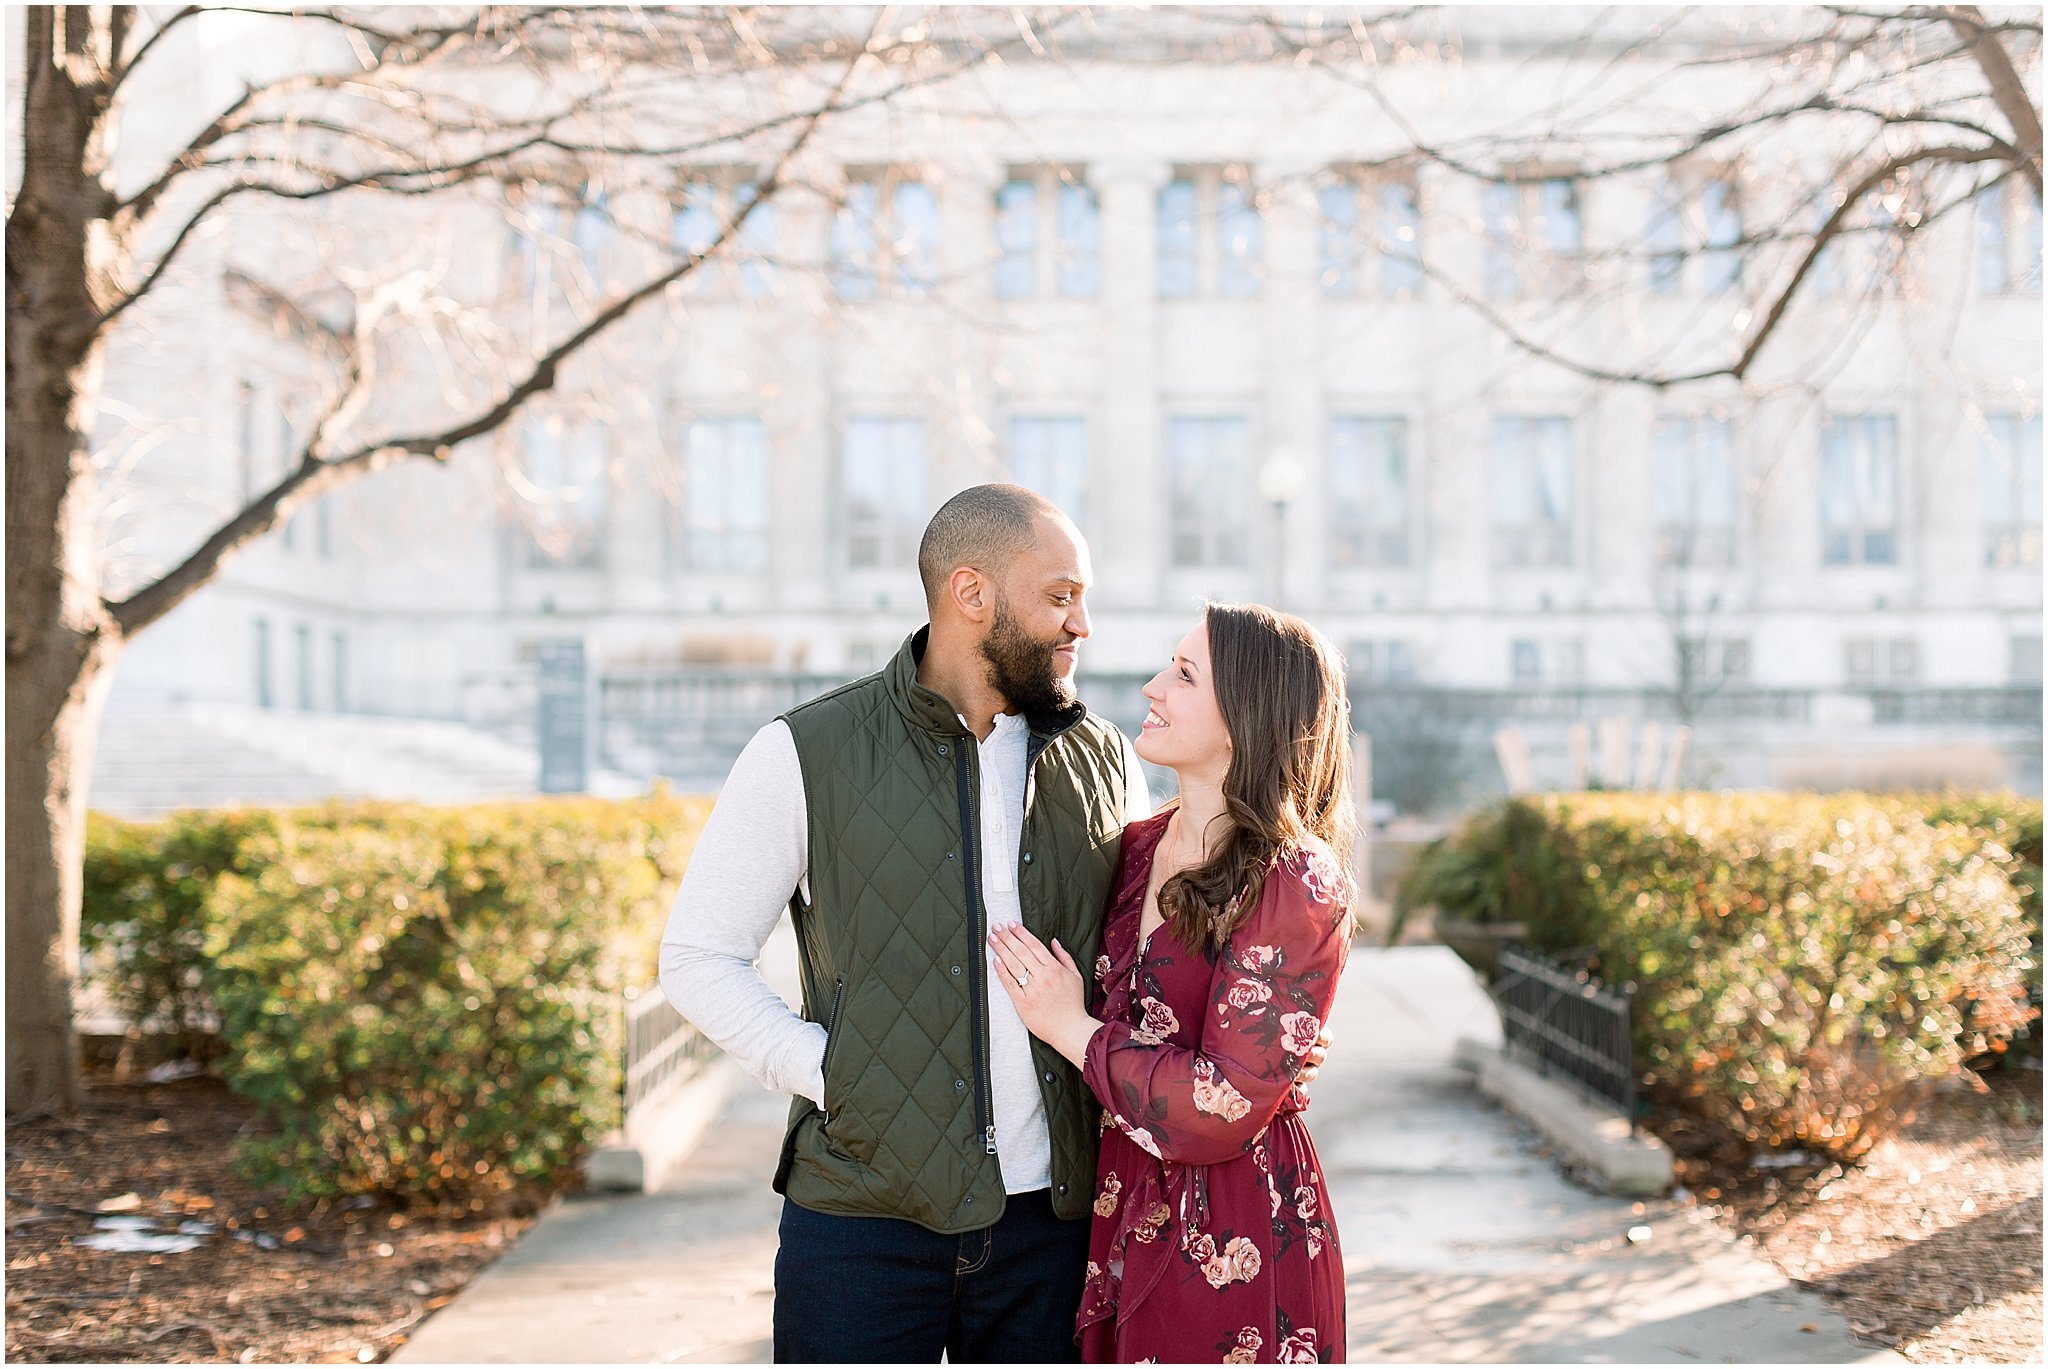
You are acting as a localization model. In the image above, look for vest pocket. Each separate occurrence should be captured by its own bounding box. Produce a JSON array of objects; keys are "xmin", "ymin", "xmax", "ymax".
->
[{"xmin": 818, "ymin": 975, "xmax": 847, "ymax": 1119}]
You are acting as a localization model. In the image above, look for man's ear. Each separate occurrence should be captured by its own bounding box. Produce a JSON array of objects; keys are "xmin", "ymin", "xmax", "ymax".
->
[{"xmin": 950, "ymin": 566, "xmax": 991, "ymax": 621}]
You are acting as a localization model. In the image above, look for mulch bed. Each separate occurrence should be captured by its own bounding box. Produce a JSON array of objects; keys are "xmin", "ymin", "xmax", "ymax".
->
[
  {"xmin": 1646, "ymin": 1066, "xmax": 2044, "ymax": 1365},
  {"xmin": 6, "ymin": 1076, "xmax": 539, "ymax": 1364}
]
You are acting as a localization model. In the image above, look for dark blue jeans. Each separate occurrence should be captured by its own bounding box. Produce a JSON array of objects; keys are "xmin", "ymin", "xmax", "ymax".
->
[{"xmin": 772, "ymin": 1187, "xmax": 1090, "ymax": 1363}]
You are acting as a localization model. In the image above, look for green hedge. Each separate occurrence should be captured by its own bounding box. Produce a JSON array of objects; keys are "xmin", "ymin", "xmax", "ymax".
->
[
  {"xmin": 82, "ymin": 791, "xmax": 711, "ymax": 1206},
  {"xmin": 1403, "ymin": 790, "xmax": 2040, "ymax": 1160}
]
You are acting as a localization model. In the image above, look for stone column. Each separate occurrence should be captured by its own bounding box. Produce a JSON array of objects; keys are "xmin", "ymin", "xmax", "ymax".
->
[
  {"xmin": 770, "ymin": 152, "xmax": 838, "ymax": 616},
  {"xmin": 935, "ymin": 151, "xmax": 1007, "ymax": 492},
  {"xmin": 1093, "ymin": 156, "xmax": 1173, "ymax": 613},
  {"xmin": 1258, "ymin": 157, "xmax": 1327, "ymax": 613}
]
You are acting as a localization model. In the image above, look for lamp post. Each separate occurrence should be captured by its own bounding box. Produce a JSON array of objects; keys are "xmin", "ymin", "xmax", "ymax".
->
[{"xmin": 1257, "ymin": 448, "xmax": 1306, "ymax": 608}]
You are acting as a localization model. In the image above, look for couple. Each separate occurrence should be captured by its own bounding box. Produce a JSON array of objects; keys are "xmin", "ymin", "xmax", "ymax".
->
[{"xmin": 659, "ymin": 484, "xmax": 1356, "ymax": 1364}]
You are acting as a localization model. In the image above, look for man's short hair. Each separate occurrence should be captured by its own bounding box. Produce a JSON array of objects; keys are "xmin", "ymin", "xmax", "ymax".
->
[{"xmin": 917, "ymin": 483, "xmax": 1068, "ymax": 610}]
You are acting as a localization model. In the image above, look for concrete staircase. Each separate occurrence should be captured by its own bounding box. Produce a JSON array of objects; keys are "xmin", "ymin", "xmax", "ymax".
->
[{"xmin": 90, "ymin": 702, "xmax": 645, "ymax": 818}]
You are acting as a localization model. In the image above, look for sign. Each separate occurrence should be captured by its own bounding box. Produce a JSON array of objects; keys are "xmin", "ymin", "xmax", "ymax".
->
[{"xmin": 537, "ymin": 637, "xmax": 589, "ymax": 794}]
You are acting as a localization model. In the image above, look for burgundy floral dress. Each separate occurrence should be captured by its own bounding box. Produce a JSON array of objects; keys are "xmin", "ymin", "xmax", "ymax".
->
[{"xmin": 1076, "ymin": 810, "xmax": 1352, "ymax": 1364}]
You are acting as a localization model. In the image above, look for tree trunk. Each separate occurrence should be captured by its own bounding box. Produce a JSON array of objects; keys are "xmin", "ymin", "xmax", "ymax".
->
[{"xmin": 5, "ymin": 6, "xmax": 125, "ymax": 1117}]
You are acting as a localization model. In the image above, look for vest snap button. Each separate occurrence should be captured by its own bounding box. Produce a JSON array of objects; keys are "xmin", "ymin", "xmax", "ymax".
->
[
  {"xmin": 1058, "ymin": 1184, "xmax": 1068, "ymax": 1195},
  {"xmin": 950, "ymin": 964, "xmax": 961, "ymax": 976},
  {"xmin": 937, "ymin": 744, "xmax": 948, "ymax": 756},
  {"xmin": 954, "ymin": 1079, "xmax": 966, "ymax": 1090},
  {"xmin": 1022, "ymin": 851, "xmax": 1034, "ymax": 864}
]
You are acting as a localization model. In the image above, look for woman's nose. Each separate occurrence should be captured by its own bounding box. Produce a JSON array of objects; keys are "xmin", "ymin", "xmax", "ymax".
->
[{"xmin": 1141, "ymin": 674, "xmax": 1165, "ymax": 702}]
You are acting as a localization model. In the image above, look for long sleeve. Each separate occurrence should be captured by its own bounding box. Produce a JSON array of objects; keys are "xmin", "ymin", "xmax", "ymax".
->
[
  {"xmin": 657, "ymin": 719, "xmax": 828, "ymax": 1107},
  {"xmin": 1083, "ymin": 850, "xmax": 1351, "ymax": 1166},
  {"xmin": 1120, "ymin": 728, "xmax": 1155, "ymax": 822}
]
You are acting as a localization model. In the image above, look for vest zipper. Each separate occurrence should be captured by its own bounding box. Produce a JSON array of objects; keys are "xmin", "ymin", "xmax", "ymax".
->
[
  {"xmin": 818, "ymin": 975, "xmax": 846, "ymax": 1122},
  {"xmin": 952, "ymin": 745, "xmax": 998, "ymax": 1157}
]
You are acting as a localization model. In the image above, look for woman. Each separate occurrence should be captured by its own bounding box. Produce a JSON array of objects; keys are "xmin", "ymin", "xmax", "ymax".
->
[{"xmin": 988, "ymin": 601, "xmax": 1356, "ymax": 1364}]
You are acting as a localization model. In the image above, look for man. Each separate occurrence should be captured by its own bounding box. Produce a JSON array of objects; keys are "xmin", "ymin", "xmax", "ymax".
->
[{"xmin": 659, "ymin": 484, "xmax": 1150, "ymax": 1362}]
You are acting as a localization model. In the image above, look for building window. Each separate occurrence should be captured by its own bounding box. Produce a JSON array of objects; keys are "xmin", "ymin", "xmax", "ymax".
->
[
  {"xmin": 1679, "ymin": 635, "xmax": 1752, "ymax": 685},
  {"xmin": 513, "ymin": 180, "xmax": 609, "ymax": 298},
  {"xmin": 1652, "ymin": 417, "xmax": 1737, "ymax": 566},
  {"xmin": 1318, "ymin": 172, "xmax": 1422, "ymax": 299},
  {"xmin": 842, "ymin": 417, "xmax": 926, "ymax": 567},
  {"xmin": 671, "ymin": 178, "xmax": 718, "ymax": 293},
  {"xmin": 1055, "ymin": 182, "xmax": 1101, "ymax": 297},
  {"xmin": 516, "ymin": 418, "xmax": 608, "ymax": 568},
  {"xmin": 295, "ymin": 624, "xmax": 314, "ymax": 710},
  {"xmin": 1216, "ymin": 175, "xmax": 1263, "ymax": 297},
  {"xmin": 1328, "ymin": 416, "xmax": 1410, "ymax": 567},
  {"xmin": 1699, "ymin": 179, "xmax": 1743, "ymax": 294},
  {"xmin": 1379, "ymin": 181, "xmax": 1423, "ymax": 297},
  {"xmin": 1981, "ymin": 412, "xmax": 2043, "ymax": 568},
  {"xmin": 1510, "ymin": 638, "xmax": 1584, "ymax": 687},
  {"xmin": 1317, "ymin": 182, "xmax": 1358, "ymax": 297},
  {"xmin": 1977, "ymin": 179, "xmax": 2044, "ymax": 296},
  {"xmin": 1008, "ymin": 417, "xmax": 1089, "ymax": 529},
  {"xmin": 1483, "ymin": 181, "xmax": 1521, "ymax": 298},
  {"xmin": 1159, "ymin": 167, "xmax": 1261, "ymax": 298},
  {"xmin": 994, "ymin": 170, "xmax": 1101, "ymax": 300},
  {"xmin": 1810, "ymin": 192, "xmax": 1847, "ymax": 297},
  {"xmin": 1157, "ymin": 178, "xmax": 1199, "ymax": 298},
  {"xmin": 253, "ymin": 617, "xmax": 272, "ymax": 709},
  {"xmin": 681, "ymin": 416, "xmax": 770, "ymax": 572},
  {"xmin": 2011, "ymin": 634, "xmax": 2043, "ymax": 686},
  {"xmin": 1844, "ymin": 636, "xmax": 1919, "ymax": 686},
  {"xmin": 1168, "ymin": 416, "xmax": 1251, "ymax": 567},
  {"xmin": 1483, "ymin": 176, "xmax": 1583, "ymax": 298},
  {"xmin": 994, "ymin": 178, "xmax": 1037, "ymax": 298},
  {"xmin": 1819, "ymin": 415, "xmax": 1899, "ymax": 565},
  {"xmin": 1490, "ymin": 416, "xmax": 1573, "ymax": 567},
  {"xmin": 1647, "ymin": 177, "xmax": 1685, "ymax": 294},
  {"xmin": 831, "ymin": 180, "xmax": 880, "ymax": 300},
  {"xmin": 332, "ymin": 630, "xmax": 349, "ymax": 712},
  {"xmin": 313, "ymin": 494, "xmax": 334, "ymax": 560},
  {"xmin": 833, "ymin": 172, "xmax": 939, "ymax": 300},
  {"xmin": 1347, "ymin": 639, "xmax": 1416, "ymax": 685},
  {"xmin": 732, "ymin": 181, "xmax": 777, "ymax": 298}
]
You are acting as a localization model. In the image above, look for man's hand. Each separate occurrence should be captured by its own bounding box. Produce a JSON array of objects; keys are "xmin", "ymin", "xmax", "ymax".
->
[
  {"xmin": 987, "ymin": 922, "xmax": 1100, "ymax": 1069},
  {"xmin": 1295, "ymin": 1023, "xmax": 1334, "ymax": 1090}
]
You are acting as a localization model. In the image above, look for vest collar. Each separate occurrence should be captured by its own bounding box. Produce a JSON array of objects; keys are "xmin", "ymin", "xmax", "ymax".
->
[{"xmin": 887, "ymin": 626, "xmax": 1091, "ymax": 742}]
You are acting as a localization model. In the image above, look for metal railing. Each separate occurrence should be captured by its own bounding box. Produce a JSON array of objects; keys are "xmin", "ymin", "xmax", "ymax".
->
[
  {"xmin": 622, "ymin": 986, "xmax": 720, "ymax": 1117},
  {"xmin": 1490, "ymin": 943, "xmax": 1637, "ymax": 1133}
]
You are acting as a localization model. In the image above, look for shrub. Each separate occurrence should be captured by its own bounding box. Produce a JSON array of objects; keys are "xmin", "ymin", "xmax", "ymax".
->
[
  {"xmin": 84, "ymin": 790, "xmax": 711, "ymax": 1206},
  {"xmin": 1411, "ymin": 791, "xmax": 2038, "ymax": 1160},
  {"xmin": 81, "ymin": 808, "xmax": 281, "ymax": 1057}
]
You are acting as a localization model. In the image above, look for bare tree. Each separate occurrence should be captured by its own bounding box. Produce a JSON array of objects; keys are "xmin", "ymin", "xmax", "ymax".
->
[
  {"xmin": 1247, "ymin": 3, "xmax": 2042, "ymax": 387},
  {"xmin": 4, "ymin": 3, "xmax": 1044, "ymax": 1116}
]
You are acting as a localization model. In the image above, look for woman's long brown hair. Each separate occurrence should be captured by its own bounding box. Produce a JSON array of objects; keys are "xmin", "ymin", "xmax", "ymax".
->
[{"xmin": 1158, "ymin": 602, "xmax": 1359, "ymax": 953}]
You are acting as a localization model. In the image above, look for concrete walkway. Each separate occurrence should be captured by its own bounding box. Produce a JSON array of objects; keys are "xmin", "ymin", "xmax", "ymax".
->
[{"xmin": 395, "ymin": 941, "xmax": 1904, "ymax": 1364}]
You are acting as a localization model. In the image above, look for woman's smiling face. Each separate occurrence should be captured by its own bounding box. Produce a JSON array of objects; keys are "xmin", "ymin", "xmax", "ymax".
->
[{"xmin": 1134, "ymin": 620, "xmax": 1232, "ymax": 775}]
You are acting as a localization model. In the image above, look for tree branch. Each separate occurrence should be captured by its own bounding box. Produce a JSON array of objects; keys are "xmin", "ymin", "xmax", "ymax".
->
[
  {"xmin": 1946, "ymin": 4, "xmax": 2045, "ymax": 197},
  {"xmin": 104, "ymin": 29, "xmax": 866, "ymax": 640}
]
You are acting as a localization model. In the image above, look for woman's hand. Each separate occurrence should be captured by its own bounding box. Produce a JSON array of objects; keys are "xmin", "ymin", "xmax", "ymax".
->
[{"xmin": 986, "ymin": 922, "xmax": 1100, "ymax": 1069}]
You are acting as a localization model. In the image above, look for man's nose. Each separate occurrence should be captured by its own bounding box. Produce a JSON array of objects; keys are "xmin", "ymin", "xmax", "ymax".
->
[{"xmin": 1067, "ymin": 598, "xmax": 1092, "ymax": 641}]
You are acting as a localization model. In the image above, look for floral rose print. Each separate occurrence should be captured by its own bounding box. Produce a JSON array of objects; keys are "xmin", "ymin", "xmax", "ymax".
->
[
  {"xmin": 1239, "ymin": 943, "xmax": 1281, "ymax": 973},
  {"xmin": 1222, "ymin": 1327, "xmax": 1262, "ymax": 1363},
  {"xmin": 1279, "ymin": 1011, "xmax": 1322, "ymax": 1057},
  {"xmin": 1221, "ymin": 976, "xmax": 1274, "ymax": 1018},
  {"xmin": 1277, "ymin": 1327, "xmax": 1319, "ymax": 1363},
  {"xmin": 1076, "ymin": 812, "xmax": 1350, "ymax": 1364},
  {"xmin": 1191, "ymin": 1057, "xmax": 1253, "ymax": 1122}
]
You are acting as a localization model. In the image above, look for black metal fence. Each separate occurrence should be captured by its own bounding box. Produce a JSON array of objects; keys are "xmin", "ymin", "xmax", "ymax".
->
[
  {"xmin": 622, "ymin": 986, "xmax": 720, "ymax": 1117},
  {"xmin": 1490, "ymin": 944, "xmax": 1637, "ymax": 1132}
]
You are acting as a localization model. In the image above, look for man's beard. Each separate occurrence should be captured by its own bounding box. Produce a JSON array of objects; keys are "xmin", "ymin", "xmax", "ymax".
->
[{"xmin": 979, "ymin": 592, "xmax": 1077, "ymax": 716}]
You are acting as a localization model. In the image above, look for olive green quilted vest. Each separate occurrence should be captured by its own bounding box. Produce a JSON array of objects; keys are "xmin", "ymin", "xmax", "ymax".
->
[{"xmin": 772, "ymin": 627, "xmax": 1129, "ymax": 1234}]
